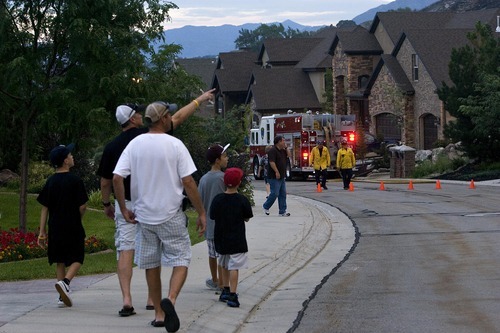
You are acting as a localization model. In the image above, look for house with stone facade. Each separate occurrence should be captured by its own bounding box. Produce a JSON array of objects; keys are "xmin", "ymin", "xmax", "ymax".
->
[
  {"xmin": 332, "ymin": 9, "xmax": 500, "ymax": 149},
  {"xmin": 207, "ymin": 9, "xmax": 499, "ymax": 150}
]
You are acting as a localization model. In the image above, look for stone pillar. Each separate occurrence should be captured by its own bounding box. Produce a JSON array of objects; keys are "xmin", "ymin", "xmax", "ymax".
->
[{"xmin": 389, "ymin": 145, "xmax": 416, "ymax": 178}]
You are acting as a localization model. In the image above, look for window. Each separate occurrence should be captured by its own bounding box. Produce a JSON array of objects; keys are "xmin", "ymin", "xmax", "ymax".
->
[
  {"xmin": 358, "ymin": 75, "xmax": 369, "ymax": 89},
  {"xmin": 412, "ymin": 54, "xmax": 419, "ymax": 81}
]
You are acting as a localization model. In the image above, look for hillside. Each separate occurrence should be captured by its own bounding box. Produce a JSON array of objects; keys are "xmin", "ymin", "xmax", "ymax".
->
[
  {"xmin": 352, "ymin": 0, "xmax": 439, "ymax": 24},
  {"xmin": 423, "ymin": 0, "xmax": 500, "ymax": 11}
]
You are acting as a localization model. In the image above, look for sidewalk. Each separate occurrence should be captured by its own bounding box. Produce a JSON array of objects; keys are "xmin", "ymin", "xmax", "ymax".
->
[{"xmin": 0, "ymin": 190, "xmax": 355, "ymax": 333}]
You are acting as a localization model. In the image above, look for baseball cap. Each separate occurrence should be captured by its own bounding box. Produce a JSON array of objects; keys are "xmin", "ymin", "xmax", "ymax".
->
[
  {"xmin": 206, "ymin": 143, "xmax": 230, "ymax": 164},
  {"xmin": 145, "ymin": 101, "xmax": 178, "ymax": 123},
  {"xmin": 49, "ymin": 143, "xmax": 75, "ymax": 168},
  {"xmin": 224, "ymin": 167, "xmax": 244, "ymax": 187},
  {"xmin": 116, "ymin": 104, "xmax": 139, "ymax": 125}
]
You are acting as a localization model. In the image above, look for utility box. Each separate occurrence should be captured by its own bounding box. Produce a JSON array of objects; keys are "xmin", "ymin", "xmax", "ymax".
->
[{"xmin": 389, "ymin": 145, "xmax": 416, "ymax": 178}]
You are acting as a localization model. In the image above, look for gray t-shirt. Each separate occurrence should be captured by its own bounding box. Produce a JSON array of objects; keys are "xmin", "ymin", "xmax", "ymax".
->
[{"xmin": 198, "ymin": 170, "xmax": 225, "ymax": 239}]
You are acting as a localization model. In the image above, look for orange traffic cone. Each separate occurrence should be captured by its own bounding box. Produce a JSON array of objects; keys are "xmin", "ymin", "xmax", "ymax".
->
[
  {"xmin": 349, "ymin": 182, "xmax": 354, "ymax": 191},
  {"xmin": 408, "ymin": 180, "xmax": 414, "ymax": 190},
  {"xmin": 379, "ymin": 181, "xmax": 385, "ymax": 191},
  {"xmin": 435, "ymin": 180, "xmax": 442, "ymax": 189},
  {"xmin": 469, "ymin": 179, "xmax": 476, "ymax": 189},
  {"xmin": 317, "ymin": 183, "xmax": 322, "ymax": 193}
]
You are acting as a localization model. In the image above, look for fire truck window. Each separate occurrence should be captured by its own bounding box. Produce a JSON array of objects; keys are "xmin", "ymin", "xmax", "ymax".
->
[{"xmin": 266, "ymin": 123, "xmax": 270, "ymax": 144}]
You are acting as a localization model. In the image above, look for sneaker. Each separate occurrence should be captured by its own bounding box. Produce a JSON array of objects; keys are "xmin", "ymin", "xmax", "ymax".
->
[
  {"xmin": 55, "ymin": 280, "xmax": 72, "ymax": 307},
  {"xmin": 279, "ymin": 212, "xmax": 291, "ymax": 217},
  {"xmin": 219, "ymin": 289, "xmax": 230, "ymax": 303},
  {"xmin": 57, "ymin": 297, "xmax": 65, "ymax": 308},
  {"xmin": 205, "ymin": 278, "xmax": 219, "ymax": 291},
  {"xmin": 227, "ymin": 294, "xmax": 240, "ymax": 308},
  {"xmin": 263, "ymin": 208, "xmax": 270, "ymax": 215},
  {"xmin": 322, "ymin": 185, "xmax": 328, "ymax": 190}
]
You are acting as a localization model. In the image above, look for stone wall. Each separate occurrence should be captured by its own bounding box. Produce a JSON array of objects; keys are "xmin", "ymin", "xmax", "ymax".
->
[
  {"xmin": 369, "ymin": 66, "xmax": 416, "ymax": 147},
  {"xmin": 397, "ymin": 40, "xmax": 442, "ymax": 148}
]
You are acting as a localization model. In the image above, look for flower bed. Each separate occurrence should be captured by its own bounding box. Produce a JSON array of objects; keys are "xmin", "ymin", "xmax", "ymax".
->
[{"xmin": 0, "ymin": 228, "xmax": 109, "ymax": 263}]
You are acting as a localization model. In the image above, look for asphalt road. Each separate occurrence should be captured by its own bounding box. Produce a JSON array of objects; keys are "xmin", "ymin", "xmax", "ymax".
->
[{"xmin": 255, "ymin": 178, "xmax": 500, "ymax": 333}]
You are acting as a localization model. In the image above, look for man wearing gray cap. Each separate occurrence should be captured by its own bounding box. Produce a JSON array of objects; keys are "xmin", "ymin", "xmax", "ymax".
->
[
  {"xmin": 97, "ymin": 90, "xmax": 214, "ymax": 318},
  {"xmin": 113, "ymin": 101, "xmax": 207, "ymax": 332}
]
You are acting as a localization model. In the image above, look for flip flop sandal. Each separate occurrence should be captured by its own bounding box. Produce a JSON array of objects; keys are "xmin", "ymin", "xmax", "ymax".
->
[
  {"xmin": 118, "ymin": 306, "xmax": 136, "ymax": 317},
  {"xmin": 150, "ymin": 319, "xmax": 165, "ymax": 327},
  {"xmin": 161, "ymin": 298, "xmax": 180, "ymax": 332}
]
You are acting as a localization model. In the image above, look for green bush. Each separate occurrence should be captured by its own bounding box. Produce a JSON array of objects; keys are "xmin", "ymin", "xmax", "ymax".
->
[
  {"xmin": 2, "ymin": 161, "xmax": 54, "ymax": 193},
  {"xmin": 87, "ymin": 189, "xmax": 114, "ymax": 210},
  {"xmin": 412, "ymin": 155, "xmax": 466, "ymax": 178},
  {"xmin": 27, "ymin": 162, "xmax": 54, "ymax": 193}
]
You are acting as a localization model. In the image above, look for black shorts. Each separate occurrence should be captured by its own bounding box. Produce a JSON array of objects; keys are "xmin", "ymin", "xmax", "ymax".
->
[{"xmin": 48, "ymin": 237, "xmax": 85, "ymax": 266}]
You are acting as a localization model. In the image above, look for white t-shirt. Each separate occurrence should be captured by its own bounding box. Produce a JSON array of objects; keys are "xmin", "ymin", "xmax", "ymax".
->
[{"xmin": 113, "ymin": 133, "xmax": 196, "ymax": 225}]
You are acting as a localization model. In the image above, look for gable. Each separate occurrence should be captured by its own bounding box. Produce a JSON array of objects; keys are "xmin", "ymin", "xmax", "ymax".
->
[{"xmin": 248, "ymin": 68, "xmax": 321, "ymax": 111}]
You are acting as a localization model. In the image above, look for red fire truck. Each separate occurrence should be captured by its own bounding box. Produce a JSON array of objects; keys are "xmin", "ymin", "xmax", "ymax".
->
[{"xmin": 249, "ymin": 112, "xmax": 356, "ymax": 180}]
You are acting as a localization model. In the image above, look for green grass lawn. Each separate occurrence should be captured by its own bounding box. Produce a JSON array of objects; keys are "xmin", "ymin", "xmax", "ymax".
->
[{"xmin": 0, "ymin": 191, "xmax": 204, "ymax": 282}]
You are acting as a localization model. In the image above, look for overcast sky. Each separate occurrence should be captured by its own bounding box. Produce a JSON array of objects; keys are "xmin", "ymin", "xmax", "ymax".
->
[{"xmin": 164, "ymin": 0, "xmax": 392, "ymax": 29}]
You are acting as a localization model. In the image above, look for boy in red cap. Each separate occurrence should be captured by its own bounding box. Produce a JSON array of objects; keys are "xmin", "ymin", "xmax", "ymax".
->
[
  {"xmin": 209, "ymin": 168, "xmax": 253, "ymax": 307},
  {"xmin": 198, "ymin": 143, "xmax": 230, "ymax": 293}
]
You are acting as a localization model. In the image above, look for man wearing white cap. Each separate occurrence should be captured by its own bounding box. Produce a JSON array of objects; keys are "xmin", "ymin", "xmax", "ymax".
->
[
  {"xmin": 97, "ymin": 90, "xmax": 214, "ymax": 318},
  {"xmin": 113, "ymin": 101, "xmax": 207, "ymax": 332}
]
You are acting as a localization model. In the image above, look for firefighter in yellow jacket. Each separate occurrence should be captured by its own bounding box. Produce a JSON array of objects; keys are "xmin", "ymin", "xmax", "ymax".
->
[
  {"xmin": 336, "ymin": 138, "xmax": 356, "ymax": 190},
  {"xmin": 309, "ymin": 140, "xmax": 330, "ymax": 190}
]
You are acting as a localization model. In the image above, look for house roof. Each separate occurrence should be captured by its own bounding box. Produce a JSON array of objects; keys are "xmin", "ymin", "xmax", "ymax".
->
[
  {"xmin": 247, "ymin": 68, "xmax": 321, "ymax": 111},
  {"xmin": 330, "ymin": 26, "xmax": 383, "ymax": 55},
  {"xmin": 396, "ymin": 28, "xmax": 472, "ymax": 87},
  {"xmin": 212, "ymin": 50, "xmax": 258, "ymax": 93},
  {"xmin": 257, "ymin": 38, "xmax": 324, "ymax": 66},
  {"xmin": 367, "ymin": 54, "xmax": 415, "ymax": 95},
  {"xmin": 296, "ymin": 27, "xmax": 338, "ymax": 71},
  {"xmin": 370, "ymin": 9, "xmax": 500, "ymax": 45},
  {"xmin": 175, "ymin": 58, "xmax": 217, "ymax": 89}
]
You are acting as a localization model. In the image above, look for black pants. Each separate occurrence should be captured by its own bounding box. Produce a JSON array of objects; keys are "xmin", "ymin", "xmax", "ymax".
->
[
  {"xmin": 340, "ymin": 168, "xmax": 353, "ymax": 189},
  {"xmin": 314, "ymin": 168, "xmax": 327, "ymax": 187}
]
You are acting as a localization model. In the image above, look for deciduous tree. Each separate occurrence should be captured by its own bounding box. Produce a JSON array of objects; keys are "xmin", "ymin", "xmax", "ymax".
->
[
  {"xmin": 0, "ymin": 0, "xmax": 177, "ymax": 231},
  {"xmin": 235, "ymin": 23, "xmax": 312, "ymax": 52}
]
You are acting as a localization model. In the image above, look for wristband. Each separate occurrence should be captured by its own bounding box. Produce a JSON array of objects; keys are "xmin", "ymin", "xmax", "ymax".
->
[
  {"xmin": 102, "ymin": 201, "xmax": 111, "ymax": 207},
  {"xmin": 192, "ymin": 99, "xmax": 200, "ymax": 108}
]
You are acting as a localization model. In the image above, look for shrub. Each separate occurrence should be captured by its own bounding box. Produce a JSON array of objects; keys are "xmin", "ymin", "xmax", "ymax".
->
[
  {"xmin": 0, "ymin": 228, "xmax": 109, "ymax": 263},
  {"xmin": 2, "ymin": 161, "xmax": 54, "ymax": 193},
  {"xmin": 27, "ymin": 161, "xmax": 54, "ymax": 193},
  {"xmin": 412, "ymin": 155, "xmax": 466, "ymax": 178},
  {"xmin": 87, "ymin": 189, "xmax": 114, "ymax": 210}
]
